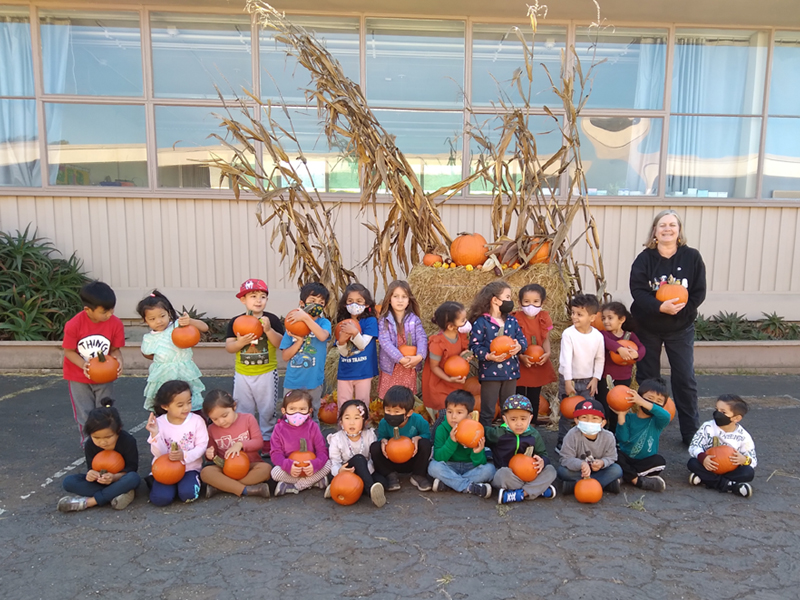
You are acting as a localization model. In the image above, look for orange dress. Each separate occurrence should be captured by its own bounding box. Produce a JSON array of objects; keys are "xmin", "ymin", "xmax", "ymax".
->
[
  {"xmin": 513, "ymin": 310, "xmax": 557, "ymax": 388},
  {"xmin": 421, "ymin": 331, "xmax": 470, "ymax": 410}
]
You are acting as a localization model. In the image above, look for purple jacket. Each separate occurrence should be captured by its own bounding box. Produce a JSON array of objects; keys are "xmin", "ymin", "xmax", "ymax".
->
[{"xmin": 378, "ymin": 312, "xmax": 428, "ymax": 375}]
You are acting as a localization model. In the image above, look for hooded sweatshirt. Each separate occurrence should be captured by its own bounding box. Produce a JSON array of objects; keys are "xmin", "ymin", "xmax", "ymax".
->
[{"xmin": 484, "ymin": 422, "xmax": 549, "ymax": 469}]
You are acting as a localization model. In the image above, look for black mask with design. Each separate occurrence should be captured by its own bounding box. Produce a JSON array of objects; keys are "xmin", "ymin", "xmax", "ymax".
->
[
  {"xmin": 384, "ymin": 413, "xmax": 407, "ymax": 428},
  {"xmin": 713, "ymin": 410, "xmax": 732, "ymax": 427},
  {"xmin": 499, "ymin": 300, "xmax": 514, "ymax": 315}
]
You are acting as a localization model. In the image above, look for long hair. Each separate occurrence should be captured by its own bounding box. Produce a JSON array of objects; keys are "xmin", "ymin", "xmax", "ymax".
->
[
  {"xmin": 379, "ymin": 280, "xmax": 421, "ymax": 323},
  {"xmin": 644, "ymin": 209, "xmax": 687, "ymax": 249},
  {"xmin": 335, "ymin": 282, "xmax": 376, "ymax": 323},
  {"xmin": 468, "ymin": 281, "xmax": 511, "ymax": 323}
]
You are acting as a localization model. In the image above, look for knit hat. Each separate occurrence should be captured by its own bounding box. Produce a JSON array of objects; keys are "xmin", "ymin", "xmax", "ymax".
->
[
  {"xmin": 501, "ymin": 394, "xmax": 534, "ymax": 413},
  {"xmin": 237, "ymin": 279, "xmax": 268, "ymax": 298},
  {"xmin": 573, "ymin": 398, "xmax": 605, "ymax": 419}
]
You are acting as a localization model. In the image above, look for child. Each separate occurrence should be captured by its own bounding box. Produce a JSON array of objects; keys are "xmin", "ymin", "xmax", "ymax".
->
[
  {"xmin": 325, "ymin": 399, "xmax": 387, "ymax": 507},
  {"xmin": 225, "ymin": 279, "xmax": 285, "ymax": 452},
  {"xmin": 513, "ymin": 284, "xmax": 557, "ymax": 402},
  {"xmin": 688, "ymin": 394, "xmax": 756, "ymax": 498},
  {"xmin": 377, "ymin": 280, "xmax": 428, "ymax": 398},
  {"xmin": 62, "ymin": 281, "xmax": 125, "ymax": 442},
  {"xmin": 597, "ymin": 301, "xmax": 645, "ymax": 432},
  {"xmin": 137, "ymin": 290, "xmax": 208, "ymax": 413},
  {"xmin": 557, "ymin": 398, "xmax": 623, "ymax": 495},
  {"xmin": 370, "ymin": 385, "xmax": 433, "ymax": 492},
  {"xmin": 335, "ymin": 283, "xmax": 379, "ymax": 407},
  {"xmin": 486, "ymin": 394, "xmax": 557, "ymax": 504},
  {"xmin": 428, "ymin": 390, "xmax": 496, "ymax": 497},
  {"xmin": 280, "ymin": 282, "xmax": 332, "ymax": 422},
  {"xmin": 146, "ymin": 380, "xmax": 209, "ymax": 506},
  {"xmin": 469, "ymin": 281, "xmax": 527, "ymax": 427},
  {"xmin": 614, "ymin": 378, "xmax": 669, "ymax": 492},
  {"xmin": 270, "ymin": 390, "xmax": 331, "ymax": 496},
  {"xmin": 201, "ymin": 390, "xmax": 272, "ymax": 499},
  {"xmin": 557, "ymin": 294, "xmax": 604, "ymax": 447},
  {"xmin": 57, "ymin": 399, "xmax": 141, "ymax": 512}
]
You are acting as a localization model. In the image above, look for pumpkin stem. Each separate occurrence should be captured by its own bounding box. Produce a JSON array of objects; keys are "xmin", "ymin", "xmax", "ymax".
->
[
  {"xmin": 523, "ymin": 446, "xmax": 535, "ymax": 457},
  {"xmin": 623, "ymin": 332, "xmax": 631, "ymax": 341},
  {"xmin": 97, "ymin": 351, "xmax": 107, "ymax": 363},
  {"xmin": 99, "ymin": 469, "xmax": 108, "ymax": 475},
  {"xmin": 392, "ymin": 427, "xmax": 401, "ymax": 440},
  {"xmin": 469, "ymin": 410, "xmax": 479, "ymax": 421},
  {"xmin": 212, "ymin": 456, "xmax": 225, "ymax": 468},
  {"xmin": 531, "ymin": 335, "xmax": 537, "ymax": 345},
  {"xmin": 299, "ymin": 438, "xmax": 308, "ymax": 453},
  {"xmin": 170, "ymin": 441, "xmax": 179, "ymax": 451},
  {"xmin": 605, "ymin": 374, "xmax": 614, "ymax": 389},
  {"xmin": 711, "ymin": 436, "xmax": 721, "ymax": 447}
]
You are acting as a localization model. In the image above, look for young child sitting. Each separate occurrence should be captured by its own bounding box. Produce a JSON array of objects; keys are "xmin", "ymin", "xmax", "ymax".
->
[
  {"xmin": 688, "ymin": 394, "xmax": 756, "ymax": 498},
  {"xmin": 614, "ymin": 378, "xmax": 670, "ymax": 492},
  {"xmin": 370, "ymin": 385, "xmax": 433, "ymax": 492},
  {"xmin": 427, "ymin": 390, "xmax": 496, "ymax": 498},
  {"xmin": 486, "ymin": 394, "xmax": 558, "ymax": 504},
  {"xmin": 557, "ymin": 398, "xmax": 623, "ymax": 495}
]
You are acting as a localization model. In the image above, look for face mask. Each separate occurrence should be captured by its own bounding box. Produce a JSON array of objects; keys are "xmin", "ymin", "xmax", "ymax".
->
[
  {"xmin": 346, "ymin": 303, "xmax": 366, "ymax": 316},
  {"xmin": 522, "ymin": 305, "xmax": 542, "ymax": 317},
  {"xmin": 713, "ymin": 410, "xmax": 732, "ymax": 427},
  {"xmin": 285, "ymin": 412, "xmax": 310, "ymax": 427},
  {"xmin": 457, "ymin": 321, "xmax": 472, "ymax": 334},
  {"xmin": 499, "ymin": 300, "xmax": 514, "ymax": 315},
  {"xmin": 641, "ymin": 407, "xmax": 653, "ymax": 416},
  {"xmin": 384, "ymin": 413, "xmax": 406, "ymax": 428},
  {"xmin": 577, "ymin": 421, "xmax": 603, "ymax": 436},
  {"xmin": 303, "ymin": 303, "xmax": 324, "ymax": 318}
]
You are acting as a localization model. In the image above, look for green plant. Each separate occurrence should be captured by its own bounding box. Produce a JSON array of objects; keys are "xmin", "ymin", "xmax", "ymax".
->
[
  {"xmin": 180, "ymin": 305, "xmax": 228, "ymax": 342},
  {"xmin": 0, "ymin": 226, "xmax": 89, "ymax": 341},
  {"xmin": 758, "ymin": 312, "xmax": 799, "ymax": 340},
  {"xmin": 695, "ymin": 312, "xmax": 799, "ymax": 342}
]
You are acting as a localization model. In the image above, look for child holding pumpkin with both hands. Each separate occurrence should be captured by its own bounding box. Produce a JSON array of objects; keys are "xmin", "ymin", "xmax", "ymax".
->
[
  {"xmin": 512, "ymin": 284, "xmax": 557, "ymax": 403},
  {"xmin": 335, "ymin": 283, "xmax": 379, "ymax": 408}
]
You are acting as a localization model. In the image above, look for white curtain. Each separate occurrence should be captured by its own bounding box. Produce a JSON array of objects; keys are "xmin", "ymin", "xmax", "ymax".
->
[{"xmin": 40, "ymin": 19, "xmax": 71, "ymax": 184}]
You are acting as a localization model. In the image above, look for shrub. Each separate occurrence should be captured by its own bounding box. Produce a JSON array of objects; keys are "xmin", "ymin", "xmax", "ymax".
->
[{"xmin": 695, "ymin": 312, "xmax": 799, "ymax": 342}]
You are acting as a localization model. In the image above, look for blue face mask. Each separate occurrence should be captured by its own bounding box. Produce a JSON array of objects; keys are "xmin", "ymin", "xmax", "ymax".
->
[{"xmin": 577, "ymin": 421, "xmax": 603, "ymax": 436}]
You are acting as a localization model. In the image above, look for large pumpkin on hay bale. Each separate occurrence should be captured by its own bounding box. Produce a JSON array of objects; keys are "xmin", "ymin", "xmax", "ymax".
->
[{"xmin": 450, "ymin": 233, "xmax": 487, "ymax": 267}]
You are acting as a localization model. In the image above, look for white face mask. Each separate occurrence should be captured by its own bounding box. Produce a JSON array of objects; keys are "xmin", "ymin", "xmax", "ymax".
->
[
  {"xmin": 346, "ymin": 303, "xmax": 366, "ymax": 316},
  {"xmin": 522, "ymin": 305, "xmax": 542, "ymax": 317},
  {"xmin": 457, "ymin": 321, "xmax": 472, "ymax": 334},
  {"xmin": 577, "ymin": 421, "xmax": 603, "ymax": 436}
]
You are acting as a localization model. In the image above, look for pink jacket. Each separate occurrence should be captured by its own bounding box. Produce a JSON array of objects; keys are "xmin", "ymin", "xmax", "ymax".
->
[{"xmin": 269, "ymin": 416, "xmax": 329, "ymax": 473}]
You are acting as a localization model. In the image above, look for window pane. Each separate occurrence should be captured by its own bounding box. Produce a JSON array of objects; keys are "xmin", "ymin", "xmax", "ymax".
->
[
  {"xmin": 40, "ymin": 10, "xmax": 143, "ymax": 97},
  {"xmin": 581, "ymin": 117, "xmax": 662, "ymax": 196},
  {"xmin": 151, "ymin": 13, "xmax": 252, "ymax": 99},
  {"xmin": 666, "ymin": 116, "xmax": 760, "ymax": 198},
  {"xmin": 0, "ymin": 6, "xmax": 34, "ymax": 96},
  {"xmin": 763, "ymin": 117, "xmax": 800, "ymax": 199},
  {"xmin": 471, "ymin": 24, "xmax": 565, "ymax": 108},
  {"xmin": 769, "ymin": 32, "xmax": 800, "ymax": 116},
  {"xmin": 366, "ymin": 18, "xmax": 464, "ymax": 109},
  {"xmin": 672, "ymin": 29, "xmax": 768, "ymax": 115},
  {"xmin": 575, "ymin": 27, "xmax": 666, "ymax": 110},
  {"xmin": 372, "ymin": 110, "xmax": 462, "ymax": 192},
  {"xmin": 156, "ymin": 105, "xmax": 249, "ymax": 189},
  {"xmin": 261, "ymin": 16, "xmax": 359, "ymax": 104},
  {"xmin": 0, "ymin": 99, "xmax": 39, "ymax": 186},
  {"xmin": 46, "ymin": 103, "xmax": 147, "ymax": 187}
]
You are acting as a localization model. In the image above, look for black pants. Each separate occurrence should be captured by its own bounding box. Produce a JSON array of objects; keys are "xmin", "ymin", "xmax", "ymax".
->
[
  {"xmin": 687, "ymin": 458, "xmax": 755, "ymax": 491},
  {"xmin": 479, "ymin": 380, "xmax": 517, "ymax": 426},
  {"xmin": 636, "ymin": 325, "xmax": 700, "ymax": 444},
  {"xmin": 516, "ymin": 386, "xmax": 542, "ymax": 404},
  {"xmin": 345, "ymin": 454, "xmax": 388, "ymax": 494},
  {"xmin": 617, "ymin": 450, "xmax": 666, "ymax": 483},
  {"xmin": 596, "ymin": 377, "xmax": 630, "ymax": 433},
  {"xmin": 370, "ymin": 438, "xmax": 433, "ymax": 477}
]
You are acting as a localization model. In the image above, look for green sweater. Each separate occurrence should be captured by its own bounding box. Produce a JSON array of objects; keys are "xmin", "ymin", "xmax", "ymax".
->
[
  {"xmin": 615, "ymin": 404, "xmax": 670, "ymax": 458},
  {"xmin": 433, "ymin": 420, "xmax": 488, "ymax": 466},
  {"xmin": 376, "ymin": 412, "xmax": 431, "ymax": 441}
]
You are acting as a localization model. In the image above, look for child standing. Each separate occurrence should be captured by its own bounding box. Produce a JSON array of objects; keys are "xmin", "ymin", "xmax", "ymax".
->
[
  {"xmin": 201, "ymin": 390, "xmax": 272, "ymax": 499},
  {"xmin": 325, "ymin": 399, "xmax": 387, "ymax": 507},
  {"xmin": 270, "ymin": 390, "xmax": 331, "ymax": 496},
  {"xmin": 280, "ymin": 282, "xmax": 332, "ymax": 422},
  {"xmin": 377, "ymin": 280, "xmax": 428, "ymax": 398},
  {"xmin": 557, "ymin": 294, "xmax": 605, "ymax": 447},
  {"xmin": 335, "ymin": 283, "xmax": 379, "ymax": 407},
  {"xmin": 421, "ymin": 301, "xmax": 472, "ymax": 416},
  {"xmin": 469, "ymin": 281, "xmax": 527, "ymax": 427},
  {"xmin": 513, "ymin": 284, "xmax": 557, "ymax": 402},
  {"xmin": 486, "ymin": 394, "xmax": 558, "ymax": 504},
  {"xmin": 557, "ymin": 398, "xmax": 623, "ymax": 495},
  {"xmin": 370, "ymin": 386, "xmax": 433, "ymax": 492},
  {"xmin": 146, "ymin": 380, "xmax": 209, "ymax": 506},
  {"xmin": 137, "ymin": 290, "xmax": 208, "ymax": 413},
  {"xmin": 225, "ymin": 279, "xmax": 285, "ymax": 452},
  {"xmin": 62, "ymin": 281, "xmax": 125, "ymax": 442},
  {"xmin": 57, "ymin": 399, "xmax": 141, "ymax": 512},
  {"xmin": 688, "ymin": 394, "xmax": 756, "ymax": 498},
  {"xmin": 428, "ymin": 390, "xmax": 496, "ymax": 497},
  {"xmin": 597, "ymin": 301, "xmax": 645, "ymax": 432},
  {"xmin": 614, "ymin": 378, "xmax": 669, "ymax": 492}
]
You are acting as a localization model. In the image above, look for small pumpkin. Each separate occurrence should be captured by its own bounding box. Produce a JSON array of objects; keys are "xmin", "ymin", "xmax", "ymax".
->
[
  {"xmin": 318, "ymin": 399, "xmax": 339, "ymax": 425},
  {"xmin": 92, "ymin": 449, "xmax": 125, "ymax": 474},
  {"xmin": 284, "ymin": 309, "xmax": 311, "ymax": 338},
  {"xmin": 399, "ymin": 345, "xmax": 417, "ymax": 357},
  {"xmin": 288, "ymin": 438, "xmax": 316, "ymax": 467},
  {"xmin": 334, "ymin": 318, "xmax": 361, "ymax": 341},
  {"xmin": 509, "ymin": 446, "xmax": 539, "ymax": 482},
  {"xmin": 656, "ymin": 282, "xmax": 689, "ymax": 305},
  {"xmin": 152, "ymin": 442, "xmax": 185, "ymax": 485},
  {"xmin": 574, "ymin": 477, "xmax": 603, "ymax": 503},
  {"xmin": 450, "ymin": 233, "xmax": 488, "ymax": 267},
  {"xmin": 330, "ymin": 470, "xmax": 364, "ymax": 506},
  {"xmin": 422, "ymin": 253, "xmax": 444, "ymax": 267},
  {"xmin": 454, "ymin": 412, "xmax": 484, "ymax": 449},
  {"xmin": 528, "ymin": 238, "xmax": 551, "ymax": 264},
  {"xmin": 171, "ymin": 324, "xmax": 201, "ymax": 349},
  {"xmin": 524, "ymin": 344, "xmax": 545, "ymax": 363},
  {"xmin": 706, "ymin": 436, "xmax": 737, "ymax": 474},
  {"xmin": 385, "ymin": 427, "xmax": 415, "ymax": 464},
  {"xmin": 443, "ymin": 355, "xmax": 470, "ymax": 378},
  {"xmin": 233, "ymin": 315, "xmax": 263, "ymax": 339},
  {"xmin": 87, "ymin": 352, "xmax": 119, "ymax": 384},
  {"xmin": 490, "ymin": 335, "xmax": 514, "ymax": 356},
  {"xmin": 605, "ymin": 376, "xmax": 633, "ymax": 413},
  {"xmin": 560, "ymin": 395, "xmax": 584, "ymax": 419},
  {"xmin": 213, "ymin": 453, "xmax": 250, "ymax": 480},
  {"xmin": 538, "ymin": 394, "xmax": 550, "ymax": 417},
  {"xmin": 590, "ymin": 313, "xmax": 605, "ymax": 331},
  {"xmin": 610, "ymin": 338, "xmax": 638, "ymax": 366},
  {"xmin": 463, "ymin": 376, "xmax": 481, "ymax": 398},
  {"xmin": 664, "ymin": 397, "xmax": 676, "ymax": 422}
]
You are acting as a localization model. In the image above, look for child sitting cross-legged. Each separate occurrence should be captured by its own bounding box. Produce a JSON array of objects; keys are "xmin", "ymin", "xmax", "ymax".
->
[
  {"xmin": 486, "ymin": 394, "xmax": 558, "ymax": 504},
  {"xmin": 427, "ymin": 390, "xmax": 496, "ymax": 498}
]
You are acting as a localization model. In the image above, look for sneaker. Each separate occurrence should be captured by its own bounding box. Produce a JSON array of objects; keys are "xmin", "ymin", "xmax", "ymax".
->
[
  {"xmin": 639, "ymin": 476, "xmax": 666, "ymax": 492},
  {"xmin": 561, "ymin": 480, "xmax": 576, "ymax": 496},
  {"xmin": 688, "ymin": 473, "xmax": 702, "ymax": 486},
  {"xmin": 484, "ymin": 448, "xmax": 494, "ymax": 462},
  {"xmin": 467, "ymin": 482, "xmax": 492, "ymax": 498},
  {"xmin": 275, "ymin": 482, "xmax": 299, "ymax": 497},
  {"xmin": 410, "ymin": 474, "xmax": 433, "ymax": 492},
  {"xmin": 111, "ymin": 489, "xmax": 135, "ymax": 510},
  {"xmin": 732, "ymin": 482, "xmax": 753, "ymax": 498},
  {"xmin": 323, "ymin": 484, "xmax": 332, "ymax": 499},
  {"xmin": 497, "ymin": 488, "xmax": 525, "ymax": 504},
  {"xmin": 386, "ymin": 472, "xmax": 401, "ymax": 492},
  {"xmin": 57, "ymin": 496, "xmax": 87, "ymax": 513},
  {"xmin": 314, "ymin": 475, "xmax": 331, "ymax": 490},
  {"xmin": 605, "ymin": 478, "xmax": 621, "ymax": 494},
  {"xmin": 432, "ymin": 478, "xmax": 451, "ymax": 493},
  {"xmin": 541, "ymin": 485, "xmax": 557, "ymax": 499},
  {"xmin": 244, "ymin": 483, "xmax": 270, "ymax": 498},
  {"xmin": 370, "ymin": 482, "xmax": 386, "ymax": 508},
  {"xmin": 205, "ymin": 484, "xmax": 218, "ymax": 499}
]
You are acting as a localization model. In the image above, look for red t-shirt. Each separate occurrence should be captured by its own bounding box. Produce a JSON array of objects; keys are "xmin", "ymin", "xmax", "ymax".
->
[
  {"xmin": 62, "ymin": 311, "xmax": 126, "ymax": 384},
  {"xmin": 512, "ymin": 310, "xmax": 557, "ymax": 388},
  {"xmin": 421, "ymin": 331, "xmax": 470, "ymax": 410}
]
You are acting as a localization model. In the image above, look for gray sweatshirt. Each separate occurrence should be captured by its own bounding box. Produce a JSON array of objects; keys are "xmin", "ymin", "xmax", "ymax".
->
[{"xmin": 558, "ymin": 427, "xmax": 618, "ymax": 471}]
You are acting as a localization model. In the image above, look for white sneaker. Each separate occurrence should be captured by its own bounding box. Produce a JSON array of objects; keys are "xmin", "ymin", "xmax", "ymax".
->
[{"xmin": 111, "ymin": 490, "xmax": 135, "ymax": 510}]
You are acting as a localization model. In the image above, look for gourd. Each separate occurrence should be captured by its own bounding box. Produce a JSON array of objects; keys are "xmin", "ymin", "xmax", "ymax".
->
[
  {"xmin": 490, "ymin": 335, "xmax": 514, "ymax": 356},
  {"xmin": 284, "ymin": 309, "xmax": 311, "ymax": 338},
  {"xmin": 450, "ymin": 233, "xmax": 488, "ymax": 267},
  {"xmin": 212, "ymin": 453, "xmax": 250, "ymax": 480},
  {"xmin": 605, "ymin": 375, "xmax": 634, "ymax": 413},
  {"xmin": 233, "ymin": 315, "xmax": 263, "ymax": 339},
  {"xmin": 152, "ymin": 442, "xmax": 185, "ymax": 485},
  {"xmin": 508, "ymin": 446, "xmax": 539, "ymax": 482},
  {"xmin": 288, "ymin": 439, "xmax": 316, "ymax": 467},
  {"xmin": 575, "ymin": 477, "xmax": 603, "ymax": 503},
  {"xmin": 92, "ymin": 450, "xmax": 125, "ymax": 474},
  {"xmin": 330, "ymin": 470, "xmax": 364, "ymax": 506},
  {"xmin": 171, "ymin": 324, "xmax": 201, "ymax": 349},
  {"xmin": 443, "ymin": 355, "xmax": 470, "ymax": 378},
  {"xmin": 87, "ymin": 352, "xmax": 119, "ymax": 384},
  {"xmin": 454, "ymin": 411, "xmax": 484, "ymax": 449},
  {"xmin": 385, "ymin": 427, "xmax": 415, "ymax": 463}
]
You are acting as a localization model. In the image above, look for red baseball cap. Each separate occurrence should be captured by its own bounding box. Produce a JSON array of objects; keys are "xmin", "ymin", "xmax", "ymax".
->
[{"xmin": 236, "ymin": 279, "xmax": 268, "ymax": 298}]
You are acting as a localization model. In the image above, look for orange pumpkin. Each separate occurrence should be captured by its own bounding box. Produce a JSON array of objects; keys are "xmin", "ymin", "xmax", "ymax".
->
[
  {"xmin": 490, "ymin": 335, "xmax": 514, "ymax": 356},
  {"xmin": 222, "ymin": 453, "xmax": 250, "ymax": 480},
  {"xmin": 334, "ymin": 318, "xmax": 361, "ymax": 341},
  {"xmin": 385, "ymin": 428, "xmax": 415, "ymax": 464},
  {"xmin": 172, "ymin": 324, "xmax": 201, "ymax": 349},
  {"xmin": 524, "ymin": 344, "xmax": 545, "ymax": 362},
  {"xmin": 656, "ymin": 283, "xmax": 689, "ymax": 304},
  {"xmin": 284, "ymin": 309, "xmax": 311, "ymax": 338},
  {"xmin": 87, "ymin": 352, "xmax": 119, "ymax": 384},
  {"xmin": 590, "ymin": 313, "xmax": 605, "ymax": 331},
  {"xmin": 528, "ymin": 238, "xmax": 551, "ymax": 264},
  {"xmin": 575, "ymin": 477, "xmax": 603, "ymax": 503},
  {"xmin": 92, "ymin": 450, "xmax": 125, "ymax": 474},
  {"xmin": 454, "ymin": 418, "xmax": 484, "ymax": 449},
  {"xmin": 610, "ymin": 339, "xmax": 638, "ymax": 366},
  {"xmin": 330, "ymin": 470, "xmax": 364, "ymax": 506},
  {"xmin": 152, "ymin": 443, "xmax": 186, "ymax": 485},
  {"xmin": 399, "ymin": 345, "xmax": 417, "ymax": 357},
  {"xmin": 443, "ymin": 355, "xmax": 470, "ymax": 378},
  {"xmin": 233, "ymin": 315, "xmax": 263, "ymax": 339},
  {"xmin": 606, "ymin": 382, "xmax": 634, "ymax": 413},
  {"xmin": 422, "ymin": 253, "xmax": 444, "ymax": 267},
  {"xmin": 509, "ymin": 453, "xmax": 540, "ymax": 482},
  {"xmin": 663, "ymin": 397, "xmax": 676, "ymax": 422},
  {"xmin": 707, "ymin": 437, "xmax": 737, "ymax": 474},
  {"xmin": 560, "ymin": 395, "xmax": 584, "ymax": 419},
  {"xmin": 450, "ymin": 233, "xmax": 487, "ymax": 267},
  {"xmin": 463, "ymin": 376, "xmax": 481, "ymax": 397},
  {"xmin": 538, "ymin": 395, "xmax": 550, "ymax": 417},
  {"xmin": 318, "ymin": 400, "xmax": 339, "ymax": 425},
  {"xmin": 288, "ymin": 439, "xmax": 316, "ymax": 467}
]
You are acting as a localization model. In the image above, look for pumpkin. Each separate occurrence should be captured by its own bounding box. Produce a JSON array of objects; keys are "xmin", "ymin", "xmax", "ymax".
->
[
  {"xmin": 288, "ymin": 438, "xmax": 316, "ymax": 467},
  {"xmin": 152, "ymin": 443, "xmax": 185, "ymax": 485},
  {"xmin": 528, "ymin": 238, "xmax": 551, "ymax": 264},
  {"xmin": 233, "ymin": 315, "xmax": 263, "ymax": 339},
  {"xmin": 385, "ymin": 427, "xmax": 415, "ymax": 464},
  {"xmin": 334, "ymin": 318, "xmax": 361, "ymax": 341},
  {"xmin": 172, "ymin": 324, "xmax": 201, "ymax": 349},
  {"xmin": 450, "ymin": 233, "xmax": 488, "ymax": 267},
  {"xmin": 575, "ymin": 477, "xmax": 603, "ymax": 503},
  {"xmin": 606, "ymin": 376, "xmax": 634, "ymax": 413},
  {"xmin": 87, "ymin": 352, "xmax": 119, "ymax": 384},
  {"xmin": 490, "ymin": 335, "xmax": 514, "ymax": 356},
  {"xmin": 213, "ymin": 453, "xmax": 250, "ymax": 480},
  {"xmin": 706, "ymin": 437, "xmax": 737, "ymax": 474},
  {"xmin": 664, "ymin": 397, "xmax": 676, "ymax": 421},
  {"xmin": 92, "ymin": 450, "xmax": 125, "ymax": 474},
  {"xmin": 463, "ymin": 376, "xmax": 481, "ymax": 398},
  {"xmin": 284, "ymin": 309, "xmax": 310, "ymax": 338},
  {"xmin": 590, "ymin": 313, "xmax": 605, "ymax": 331},
  {"xmin": 330, "ymin": 470, "xmax": 364, "ymax": 506},
  {"xmin": 318, "ymin": 399, "xmax": 339, "ymax": 425},
  {"xmin": 538, "ymin": 395, "xmax": 550, "ymax": 417},
  {"xmin": 454, "ymin": 414, "xmax": 484, "ymax": 449},
  {"xmin": 524, "ymin": 344, "xmax": 545, "ymax": 362},
  {"xmin": 399, "ymin": 345, "xmax": 417, "ymax": 357},
  {"xmin": 560, "ymin": 395, "xmax": 584, "ymax": 419},
  {"xmin": 610, "ymin": 339, "xmax": 638, "ymax": 366},
  {"xmin": 443, "ymin": 355, "xmax": 470, "ymax": 378},
  {"xmin": 422, "ymin": 253, "xmax": 444, "ymax": 267},
  {"xmin": 656, "ymin": 283, "xmax": 689, "ymax": 305},
  {"xmin": 509, "ymin": 451, "xmax": 539, "ymax": 483}
]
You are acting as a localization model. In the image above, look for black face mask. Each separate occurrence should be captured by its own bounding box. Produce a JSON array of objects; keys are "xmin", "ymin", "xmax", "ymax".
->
[
  {"xmin": 713, "ymin": 410, "xmax": 732, "ymax": 427},
  {"xmin": 384, "ymin": 413, "xmax": 406, "ymax": 428},
  {"xmin": 499, "ymin": 300, "xmax": 514, "ymax": 315},
  {"xmin": 641, "ymin": 407, "xmax": 653, "ymax": 416}
]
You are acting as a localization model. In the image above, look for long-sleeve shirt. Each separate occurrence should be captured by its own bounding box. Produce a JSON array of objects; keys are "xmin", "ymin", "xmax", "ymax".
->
[
  {"xmin": 148, "ymin": 413, "xmax": 209, "ymax": 472},
  {"xmin": 207, "ymin": 412, "xmax": 264, "ymax": 463},
  {"xmin": 269, "ymin": 417, "xmax": 329, "ymax": 474},
  {"xmin": 378, "ymin": 312, "xmax": 428, "ymax": 374},
  {"xmin": 483, "ymin": 423, "xmax": 547, "ymax": 469},
  {"xmin": 559, "ymin": 427, "xmax": 618, "ymax": 471},
  {"xmin": 469, "ymin": 314, "xmax": 528, "ymax": 381},
  {"xmin": 376, "ymin": 413, "xmax": 431, "ymax": 441},
  {"xmin": 615, "ymin": 404, "xmax": 670, "ymax": 459},
  {"xmin": 558, "ymin": 325, "xmax": 604, "ymax": 381},
  {"xmin": 601, "ymin": 330, "xmax": 646, "ymax": 381},
  {"xmin": 688, "ymin": 420, "xmax": 757, "ymax": 468},
  {"xmin": 433, "ymin": 419, "xmax": 488, "ymax": 466},
  {"xmin": 84, "ymin": 430, "xmax": 139, "ymax": 474},
  {"xmin": 327, "ymin": 428, "xmax": 377, "ymax": 476}
]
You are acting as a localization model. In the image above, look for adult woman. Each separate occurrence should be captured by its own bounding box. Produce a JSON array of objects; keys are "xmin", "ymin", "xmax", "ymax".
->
[{"xmin": 630, "ymin": 210, "xmax": 706, "ymax": 445}]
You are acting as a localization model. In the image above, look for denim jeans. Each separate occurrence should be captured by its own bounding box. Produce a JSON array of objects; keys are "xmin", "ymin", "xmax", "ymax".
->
[
  {"xmin": 557, "ymin": 463, "xmax": 623, "ymax": 490},
  {"xmin": 62, "ymin": 471, "xmax": 141, "ymax": 506},
  {"xmin": 427, "ymin": 460, "xmax": 496, "ymax": 492}
]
